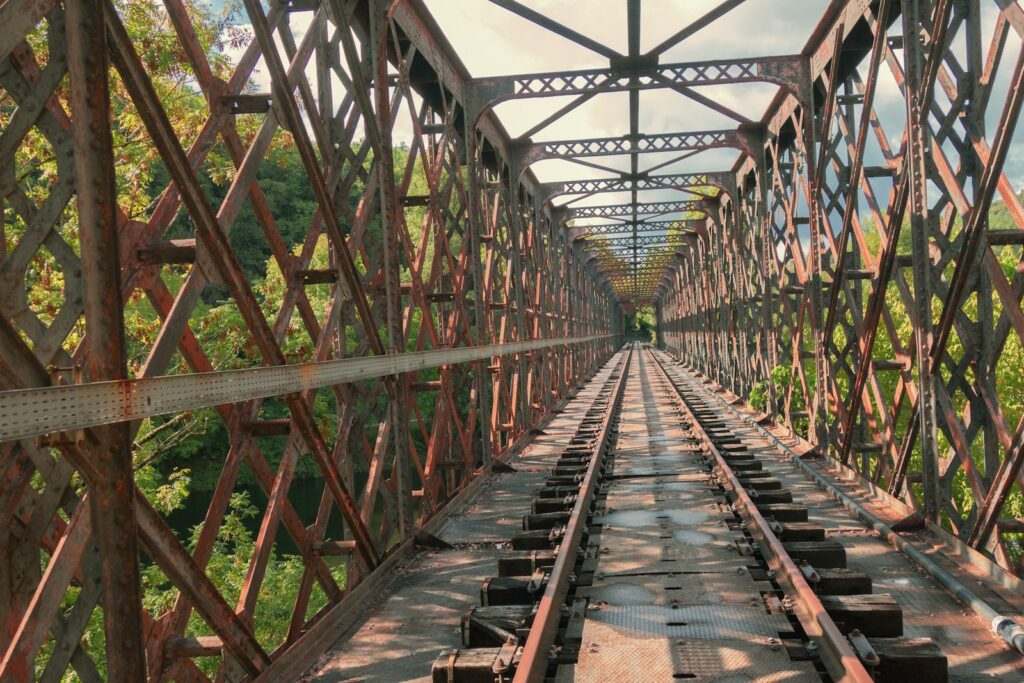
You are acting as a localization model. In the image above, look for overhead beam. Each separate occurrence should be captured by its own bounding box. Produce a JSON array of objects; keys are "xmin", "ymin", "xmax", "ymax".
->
[
  {"xmin": 571, "ymin": 219, "xmax": 699, "ymax": 236},
  {"xmin": 467, "ymin": 55, "xmax": 805, "ymax": 117},
  {"xmin": 542, "ymin": 171, "xmax": 732, "ymax": 203},
  {"xmin": 566, "ymin": 199, "xmax": 706, "ymax": 219},
  {"xmin": 517, "ymin": 129, "xmax": 758, "ymax": 167}
]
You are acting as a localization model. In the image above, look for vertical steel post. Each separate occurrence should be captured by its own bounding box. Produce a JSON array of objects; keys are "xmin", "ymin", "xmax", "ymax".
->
[
  {"xmin": 65, "ymin": 0, "xmax": 146, "ymax": 677},
  {"xmin": 803, "ymin": 71, "xmax": 832, "ymax": 451},
  {"xmin": 903, "ymin": 0, "xmax": 941, "ymax": 521},
  {"xmin": 370, "ymin": 1, "xmax": 414, "ymax": 538},
  {"xmin": 464, "ymin": 116, "xmax": 493, "ymax": 465}
]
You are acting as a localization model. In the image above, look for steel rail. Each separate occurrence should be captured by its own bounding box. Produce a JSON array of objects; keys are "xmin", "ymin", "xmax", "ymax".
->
[
  {"xmin": 678, "ymin": 359, "xmax": 1024, "ymax": 658},
  {"xmin": 513, "ymin": 343, "xmax": 633, "ymax": 683},
  {"xmin": 0, "ymin": 335, "xmax": 611, "ymax": 444},
  {"xmin": 645, "ymin": 346, "xmax": 873, "ymax": 683}
]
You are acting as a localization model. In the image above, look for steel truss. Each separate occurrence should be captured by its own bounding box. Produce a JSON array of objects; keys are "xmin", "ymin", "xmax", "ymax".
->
[
  {"xmin": 0, "ymin": 0, "xmax": 621, "ymax": 679},
  {"xmin": 657, "ymin": 0, "xmax": 1024, "ymax": 577},
  {"xmin": 3, "ymin": 0, "xmax": 1024, "ymax": 677}
]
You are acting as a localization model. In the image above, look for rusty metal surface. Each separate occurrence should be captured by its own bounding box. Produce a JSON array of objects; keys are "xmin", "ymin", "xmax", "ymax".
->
[
  {"xmin": 0, "ymin": 0, "xmax": 622, "ymax": 675},
  {"xmin": 304, "ymin": 352, "xmax": 627, "ymax": 681},
  {"xmin": 438, "ymin": 471, "xmax": 551, "ymax": 544},
  {"xmin": 4, "ymin": 0, "xmax": 1024, "ymax": 677},
  {"xmin": 657, "ymin": 0, "xmax": 1024, "ymax": 582},
  {"xmin": 570, "ymin": 348, "xmax": 821, "ymax": 682},
  {"xmin": 666, "ymin": 354, "xmax": 1024, "ymax": 680}
]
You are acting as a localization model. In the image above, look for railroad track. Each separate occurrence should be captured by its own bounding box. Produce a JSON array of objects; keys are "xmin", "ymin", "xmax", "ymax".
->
[{"xmin": 428, "ymin": 343, "xmax": 1016, "ymax": 682}]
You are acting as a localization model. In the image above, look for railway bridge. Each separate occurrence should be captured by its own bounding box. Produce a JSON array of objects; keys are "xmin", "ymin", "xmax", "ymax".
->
[{"xmin": 2, "ymin": 0, "xmax": 1024, "ymax": 680}]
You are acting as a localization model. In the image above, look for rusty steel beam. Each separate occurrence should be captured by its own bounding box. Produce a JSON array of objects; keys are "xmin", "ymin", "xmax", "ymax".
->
[
  {"xmin": 542, "ymin": 172, "xmax": 731, "ymax": 205},
  {"xmin": 64, "ymin": 0, "xmax": 146, "ymax": 678},
  {"xmin": 467, "ymin": 55, "xmax": 805, "ymax": 116},
  {"xmin": 6, "ymin": 0, "xmax": 1024, "ymax": 678},
  {"xmin": 0, "ymin": 336, "xmax": 609, "ymax": 444},
  {"xmin": 571, "ymin": 219, "xmax": 700, "ymax": 236},
  {"xmin": 656, "ymin": 0, "xmax": 1024, "ymax": 578},
  {"xmin": 0, "ymin": 0, "xmax": 623, "ymax": 678},
  {"xmin": 518, "ymin": 130, "xmax": 755, "ymax": 166},
  {"xmin": 566, "ymin": 199, "xmax": 706, "ymax": 220}
]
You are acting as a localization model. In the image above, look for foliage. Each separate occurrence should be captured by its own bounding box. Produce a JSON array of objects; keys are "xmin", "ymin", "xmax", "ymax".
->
[
  {"xmin": 625, "ymin": 306, "xmax": 655, "ymax": 341},
  {"xmin": 746, "ymin": 193, "xmax": 1024, "ymax": 562}
]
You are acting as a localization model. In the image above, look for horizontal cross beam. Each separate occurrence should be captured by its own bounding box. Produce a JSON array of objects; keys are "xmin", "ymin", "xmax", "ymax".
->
[
  {"xmin": 542, "ymin": 171, "xmax": 732, "ymax": 202},
  {"xmin": 584, "ymin": 234, "xmax": 696, "ymax": 248},
  {"xmin": 520, "ymin": 130, "xmax": 756, "ymax": 166},
  {"xmin": 469, "ymin": 56, "xmax": 804, "ymax": 115},
  {"xmin": 0, "ymin": 336, "xmax": 609, "ymax": 444},
  {"xmin": 572, "ymin": 219, "xmax": 699, "ymax": 236},
  {"xmin": 567, "ymin": 200, "xmax": 705, "ymax": 219}
]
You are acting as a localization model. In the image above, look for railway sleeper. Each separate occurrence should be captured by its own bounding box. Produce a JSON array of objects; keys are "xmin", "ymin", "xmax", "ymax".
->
[
  {"xmin": 820, "ymin": 594, "xmax": 903, "ymax": 637},
  {"xmin": 738, "ymin": 475, "xmax": 782, "ymax": 489},
  {"xmin": 782, "ymin": 540, "xmax": 847, "ymax": 568},
  {"xmin": 497, "ymin": 551, "xmax": 554, "ymax": 577},
  {"xmin": 724, "ymin": 458, "xmax": 763, "ymax": 472},
  {"xmin": 531, "ymin": 495, "xmax": 576, "ymax": 514},
  {"xmin": 814, "ymin": 567, "xmax": 873, "ymax": 595},
  {"xmin": 511, "ymin": 527, "xmax": 564, "ymax": 551},
  {"xmin": 860, "ymin": 637, "xmax": 948, "ymax": 681},
  {"xmin": 523, "ymin": 511, "xmax": 571, "ymax": 531},
  {"xmin": 774, "ymin": 522, "xmax": 826, "ymax": 542},
  {"xmin": 461, "ymin": 605, "xmax": 535, "ymax": 647},
  {"xmin": 536, "ymin": 485, "xmax": 577, "ymax": 499},
  {"xmin": 759, "ymin": 503, "xmax": 809, "ymax": 522},
  {"xmin": 747, "ymin": 487, "xmax": 794, "ymax": 504},
  {"xmin": 480, "ymin": 570, "xmax": 548, "ymax": 606},
  {"xmin": 430, "ymin": 645, "xmax": 521, "ymax": 683}
]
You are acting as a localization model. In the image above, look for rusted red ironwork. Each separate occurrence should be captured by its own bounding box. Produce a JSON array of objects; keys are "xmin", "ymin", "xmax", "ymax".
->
[
  {"xmin": 0, "ymin": 0, "xmax": 620, "ymax": 677},
  {"xmin": 2, "ymin": 0, "xmax": 1024, "ymax": 678},
  {"xmin": 658, "ymin": 0, "xmax": 1024, "ymax": 581}
]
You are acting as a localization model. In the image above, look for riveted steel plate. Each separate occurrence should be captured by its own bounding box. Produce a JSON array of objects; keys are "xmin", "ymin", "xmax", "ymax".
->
[
  {"xmin": 593, "ymin": 540, "xmax": 749, "ymax": 576},
  {"xmin": 607, "ymin": 480, "xmax": 709, "ymax": 491},
  {"xmin": 584, "ymin": 572, "xmax": 773, "ymax": 607},
  {"xmin": 438, "ymin": 470, "xmax": 549, "ymax": 543},
  {"xmin": 603, "ymin": 490, "xmax": 724, "ymax": 509},
  {"xmin": 562, "ymin": 634, "xmax": 821, "ymax": 682},
  {"xmin": 614, "ymin": 472, "xmax": 710, "ymax": 484},
  {"xmin": 581, "ymin": 604, "xmax": 792, "ymax": 641},
  {"xmin": 596, "ymin": 503, "xmax": 733, "ymax": 525},
  {"xmin": 609, "ymin": 464, "xmax": 707, "ymax": 477}
]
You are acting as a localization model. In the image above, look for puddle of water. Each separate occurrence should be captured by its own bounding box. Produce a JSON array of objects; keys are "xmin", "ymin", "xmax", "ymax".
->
[
  {"xmin": 599, "ymin": 509, "xmax": 710, "ymax": 528},
  {"xmin": 883, "ymin": 577, "xmax": 913, "ymax": 586},
  {"xmin": 618, "ymin": 466, "xmax": 655, "ymax": 476},
  {"xmin": 661, "ymin": 509, "xmax": 711, "ymax": 526},
  {"xmin": 598, "ymin": 583, "xmax": 653, "ymax": 605},
  {"xmin": 674, "ymin": 529, "xmax": 713, "ymax": 545}
]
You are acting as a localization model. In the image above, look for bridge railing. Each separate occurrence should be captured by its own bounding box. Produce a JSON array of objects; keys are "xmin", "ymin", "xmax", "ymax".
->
[
  {"xmin": 657, "ymin": 0, "xmax": 1024, "ymax": 578},
  {"xmin": 0, "ymin": 1, "xmax": 623, "ymax": 679}
]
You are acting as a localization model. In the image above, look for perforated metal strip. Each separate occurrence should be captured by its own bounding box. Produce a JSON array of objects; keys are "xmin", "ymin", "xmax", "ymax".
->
[{"xmin": 0, "ymin": 335, "xmax": 609, "ymax": 442}]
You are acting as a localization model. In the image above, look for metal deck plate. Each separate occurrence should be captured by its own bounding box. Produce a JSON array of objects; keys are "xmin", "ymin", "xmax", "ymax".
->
[
  {"xmin": 584, "ymin": 572, "xmax": 773, "ymax": 607},
  {"xmin": 584, "ymin": 604, "xmax": 791, "ymax": 640},
  {"xmin": 608, "ymin": 463, "xmax": 709, "ymax": 478},
  {"xmin": 596, "ymin": 503, "xmax": 733, "ymax": 525},
  {"xmin": 561, "ymin": 635, "xmax": 821, "ymax": 682},
  {"xmin": 603, "ymin": 490, "xmax": 724, "ymax": 509},
  {"xmin": 593, "ymin": 539, "xmax": 750, "ymax": 576},
  {"xmin": 562, "ymin": 604, "xmax": 818, "ymax": 682},
  {"xmin": 438, "ymin": 470, "xmax": 549, "ymax": 543},
  {"xmin": 606, "ymin": 480, "xmax": 710, "ymax": 492}
]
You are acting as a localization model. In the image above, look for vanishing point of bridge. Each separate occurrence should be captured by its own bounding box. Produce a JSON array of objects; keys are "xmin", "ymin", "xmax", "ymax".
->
[{"xmin": 2, "ymin": 0, "xmax": 1024, "ymax": 681}]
